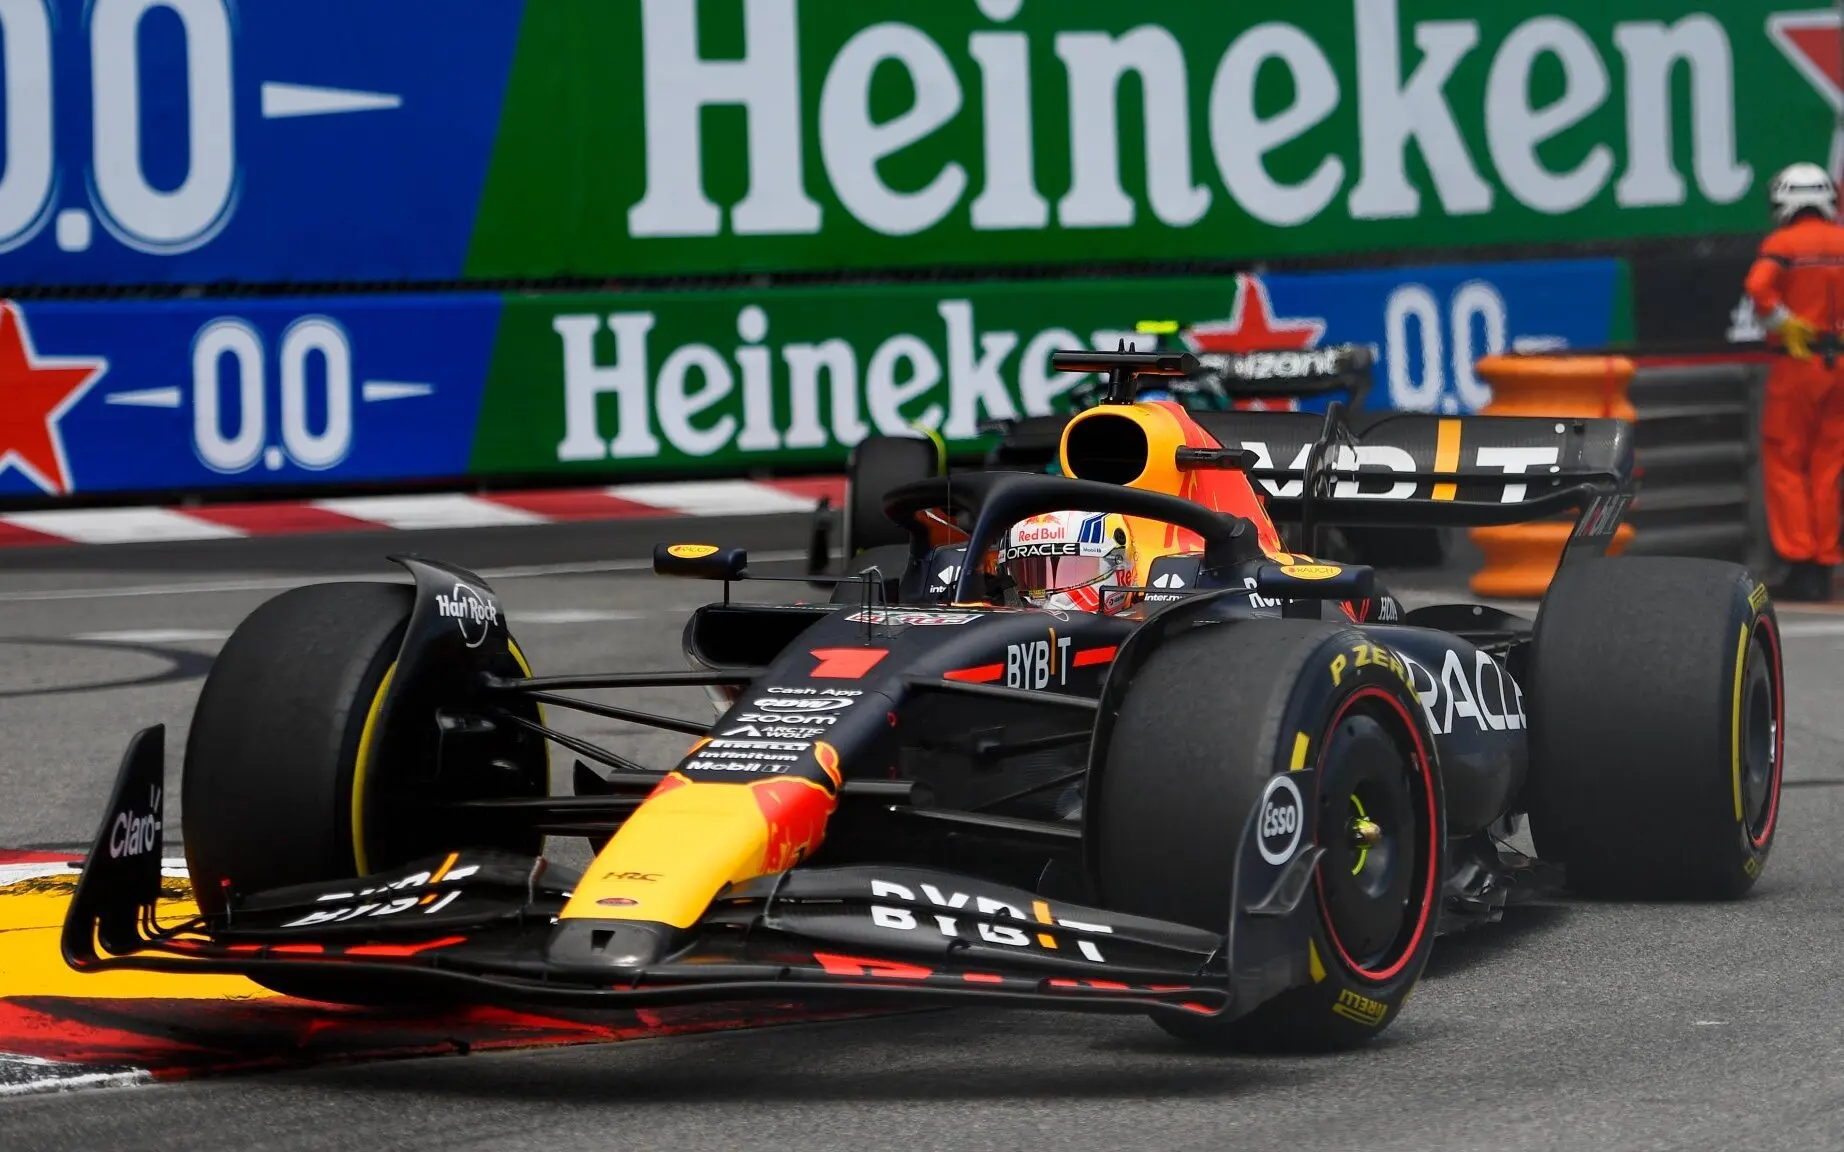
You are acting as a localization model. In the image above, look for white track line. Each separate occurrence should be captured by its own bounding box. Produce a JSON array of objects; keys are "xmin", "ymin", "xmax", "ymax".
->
[
  {"xmin": 72, "ymin": 629, "xmax": 233, "ymax": 643},
  {"xmin": 0, "ymin": 551, "xmax": 812, "ymax": 604},
  {"xmin": 1775, "ymin": 619, "xmax": 1844, "ymax": 638},
  {"xmin": 312, "ymin": 493, "xmax": 549, "ymax": 530},
  {"xmin": 0, "ymin": 1056, "xmax": 151, "ymax": 1097},
  {"xmin": 607, "ymin": 479, "xmax": 815, "ymax": 516},
  {"xmin": 1, "ymin": 507, "xmax": 243, "ymax": 544},
  {"xmin": 514, "ymin": 609, "xmax": 647, "ymax": 625}
]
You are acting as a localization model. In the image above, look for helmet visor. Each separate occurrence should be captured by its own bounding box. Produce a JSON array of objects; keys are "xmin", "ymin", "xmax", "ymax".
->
[{"xmin": 1006, "ymin": 549, "xmax": 1105, "ymax": 599}]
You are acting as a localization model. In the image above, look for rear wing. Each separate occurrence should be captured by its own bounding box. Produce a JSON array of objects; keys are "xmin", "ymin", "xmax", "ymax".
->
[
  {"xmin": 1187, "ymin": 405, "xmax": 1635, "ymax": 562},
  {"xmin": 1191, "ymin": 344, "xmax": 1375, "ymax": 397}
]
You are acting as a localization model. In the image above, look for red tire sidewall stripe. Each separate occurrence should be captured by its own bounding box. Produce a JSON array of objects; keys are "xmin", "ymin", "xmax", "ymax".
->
[{"xmin": 1315, "ymin": 685, "xmax": 1439, "ymax": 985}]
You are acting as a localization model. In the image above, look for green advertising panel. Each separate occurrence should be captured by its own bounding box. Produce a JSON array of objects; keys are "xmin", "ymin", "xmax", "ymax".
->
[
  {"xmin": 0, "ymin": 257, "xmax": 1625, "ymax": 502},
  {"xmin": 469, "ymin": 257, "xmax": 1631, "ymax": 478},
  {"xmin": 468, "ymin": 1, "xmax": 1836, "ymax": 279}
]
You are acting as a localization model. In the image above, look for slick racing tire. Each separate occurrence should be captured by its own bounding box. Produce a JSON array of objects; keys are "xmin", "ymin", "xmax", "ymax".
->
[
  {"xmin": 181, "ymin": 581, "xmax": 548, "ymax": 1003},
  {"xmin": 845, "ymin": 435, "xmax": 939, "ymax": 558},
  {"xmin": 1091, "ymin": 619, "xmax": 1445, "ymax": 1052},
  {"xmin": 1524, "ymin": 557, "xmax": 1784, "ymax": 899}
]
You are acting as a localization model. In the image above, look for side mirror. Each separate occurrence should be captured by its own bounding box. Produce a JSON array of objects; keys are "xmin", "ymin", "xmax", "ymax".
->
[
  {"xmin": 653, "ymin": 543, "xmax": 748, "ymax": 581},
  {"xmin": 1252, "ymin": 561, "xmax": 1375, "ymax": 602}
]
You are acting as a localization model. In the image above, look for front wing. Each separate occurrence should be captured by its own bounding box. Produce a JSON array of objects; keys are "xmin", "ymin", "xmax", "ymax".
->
[{"xmin": 62, "ymin": 727, "xmax": 1327, "ymax": 1022}]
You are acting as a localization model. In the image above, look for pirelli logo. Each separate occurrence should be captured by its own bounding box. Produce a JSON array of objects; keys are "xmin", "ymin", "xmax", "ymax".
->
[{"xmin": 1332, "ymin": 988, "xmax": 1389, "ymax": 1028}]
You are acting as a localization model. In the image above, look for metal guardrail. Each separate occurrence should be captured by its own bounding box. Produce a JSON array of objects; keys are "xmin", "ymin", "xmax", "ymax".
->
[{"xmin": 1622, "ymin": 362, "xmax": 1770, "ymax": 572}]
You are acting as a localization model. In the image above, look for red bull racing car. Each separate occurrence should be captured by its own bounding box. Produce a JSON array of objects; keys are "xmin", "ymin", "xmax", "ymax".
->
[
  {"xmin": 62, "ymin": 348, "xmax": 1785, "ymax": 1052},
  {"xmin": 809, "ymin": 320, "xmax": 1447, "ymax": 573}
]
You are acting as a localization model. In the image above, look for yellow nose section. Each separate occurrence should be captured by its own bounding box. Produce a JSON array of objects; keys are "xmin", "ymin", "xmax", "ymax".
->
[{"xmin": 560, "ymin": 770, "xmax": 839, "ymax": 930}]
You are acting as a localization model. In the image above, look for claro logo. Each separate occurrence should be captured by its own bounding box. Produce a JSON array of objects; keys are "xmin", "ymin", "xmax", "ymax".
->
[{"xmin": 109, "ymin": 786, "xmax": 162, "ymax": 859}]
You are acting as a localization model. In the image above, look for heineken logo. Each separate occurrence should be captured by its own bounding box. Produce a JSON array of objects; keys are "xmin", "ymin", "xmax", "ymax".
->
[
  {"xmin": 553, "ymin": 298, "xmax": 1157, "ymax": 463},
  {"xmin": 626, "ymin": 0, "xmax": 1757, "ymax": 243}
]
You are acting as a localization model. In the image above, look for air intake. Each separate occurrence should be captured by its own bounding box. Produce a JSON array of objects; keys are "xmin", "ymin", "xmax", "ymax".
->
[{"xmin": 1061, "ymin": 412, "xmax": 1149, "ymax": 486}]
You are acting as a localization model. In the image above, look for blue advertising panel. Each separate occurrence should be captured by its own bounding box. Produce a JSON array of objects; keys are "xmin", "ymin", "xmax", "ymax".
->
[
  {"xmin": 0, "ymin": 0, "xmax": 520, "ymax": 287},
  {"xmin": 0, "ymin": 293, "xmax": 501, "ymax": 497},
  {"xmin": 1247, "ymin": 259, "xmax": 1627, "ymax": 416}
]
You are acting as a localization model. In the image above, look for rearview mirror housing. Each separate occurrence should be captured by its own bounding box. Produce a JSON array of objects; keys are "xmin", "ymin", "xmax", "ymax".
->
[
  {"xmin": 653, "ymin": 543, "xmax": 748, "ymax": 581},
  {"xmin": 1252, "ymin": 561, "xmax": 1375, "ymax": 602}
]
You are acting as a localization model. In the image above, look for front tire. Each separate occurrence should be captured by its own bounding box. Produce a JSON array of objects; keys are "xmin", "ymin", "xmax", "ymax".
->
[
  {"xmin": 1091, "ymin": 619, "xmax": 1445, "ymax": 1051},
  {"xmin": 181, "ymin": 581, "xmax": 548, "ymax": 1002},
  {"xmin": 1524, "ymin": 557, "xmax": 1784, "ymax": 899}
]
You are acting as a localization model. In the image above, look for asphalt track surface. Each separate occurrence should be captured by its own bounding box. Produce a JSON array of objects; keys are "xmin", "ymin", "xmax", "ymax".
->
[{"xmin": 4, "ymin": 519, "xmax": 1844, "ymax": 1151}]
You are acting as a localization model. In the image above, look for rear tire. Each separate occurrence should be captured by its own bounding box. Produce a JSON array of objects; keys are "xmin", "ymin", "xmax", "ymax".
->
[
  {"xmin": 1524, "ymin": 557, "xmax": 1784, "ymax": 899},
  {"xmin": 1091, "ymin": 619, "xmax": 1445, "ymax": 1051},
  {"xmin": 845, "ymin": 436, "xmax": 939, "ymax": 557},
  {"xmin": 181, "ymin": 581, "xmax": 548, "ymax": 1003}
]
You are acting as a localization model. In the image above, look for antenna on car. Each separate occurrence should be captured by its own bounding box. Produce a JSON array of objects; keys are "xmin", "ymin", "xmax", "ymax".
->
[{"xmin": 1106, "ymin": 338, "xmax": 1140, "ymax": 405}]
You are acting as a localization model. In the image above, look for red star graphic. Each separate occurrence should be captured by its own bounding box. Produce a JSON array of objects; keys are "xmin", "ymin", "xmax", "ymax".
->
[
  {"xmin": 1182, "ymin": 274, "xmax": 1326, "ymax": 355},
  {"xmin": 1769, "ymin": 11, "xmax": 1844, "ymax": 175},
  {"xmin": 0, "ymin": 301, "xmax": 107, "ymax": 496}
]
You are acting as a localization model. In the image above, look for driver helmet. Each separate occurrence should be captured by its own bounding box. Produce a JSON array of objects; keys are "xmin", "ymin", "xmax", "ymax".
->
[
  {"xmin": 1000, "ymin": 511, "xmax": 1134, "ymax": 614},
  {"xmin": 1770, "ymin": 162, "xmax": 1837, "ymax": 225}
]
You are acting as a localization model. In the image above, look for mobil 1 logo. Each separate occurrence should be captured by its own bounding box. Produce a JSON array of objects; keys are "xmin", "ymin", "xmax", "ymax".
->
[{"xmin": 1257, "ymin": 774, "xmax": 1304, "ymax": 865}]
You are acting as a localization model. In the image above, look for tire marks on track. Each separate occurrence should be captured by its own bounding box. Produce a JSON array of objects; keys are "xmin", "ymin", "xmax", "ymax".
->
[{"xmin": 0, "ymin": 638, "xmax": 217, "ymax": 700}]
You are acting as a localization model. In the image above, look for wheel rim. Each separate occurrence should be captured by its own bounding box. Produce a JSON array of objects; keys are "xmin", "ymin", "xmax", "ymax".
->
[
  {"xmin": 1741, "ymin": 620, "xmax": 1784, "ymax": 849},
  {"xmin": 1314, "ymin": 688, "xmax": 1438, "ymax": 983}
]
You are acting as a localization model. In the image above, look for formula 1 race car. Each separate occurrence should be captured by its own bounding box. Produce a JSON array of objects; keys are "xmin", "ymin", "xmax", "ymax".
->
[
  {"xmin": 61, "ymin": 349, "xmax": 1785, "ymax": 1052},
  {"xmin": 981, "ymin": 331, "xmax": 1381, "ymax": 474},
  {"xmin": 810, "ymin": 333, "xmax": 1446, "ymax": 575}
]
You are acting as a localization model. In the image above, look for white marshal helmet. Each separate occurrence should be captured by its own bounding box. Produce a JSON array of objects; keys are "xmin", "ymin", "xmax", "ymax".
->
[
  {"xmin": 1000, "ymin": 510, "xmax": 1132, "ymax": 614},
  {"xmin": 1770, "ymin": 162, "xmax": 1838, "ymax": 225}
]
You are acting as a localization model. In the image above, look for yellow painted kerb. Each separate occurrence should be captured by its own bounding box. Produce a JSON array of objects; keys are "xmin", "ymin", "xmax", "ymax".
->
[{"xmin": 0, "ymin": 871, "xmax": 273, "ymax": 999}]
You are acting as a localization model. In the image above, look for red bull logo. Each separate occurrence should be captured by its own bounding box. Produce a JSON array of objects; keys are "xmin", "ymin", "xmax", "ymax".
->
[
  {"xmin": 752, "ymin": 777, "xmax": 837, "ymax": 872},
  {"xmin": 814, "ymin": 742, "xmax": 842, "ymax": 790},
  {"xmin": 1013, "ymin": 513, "xmax": 1068, "ymax": 545}
]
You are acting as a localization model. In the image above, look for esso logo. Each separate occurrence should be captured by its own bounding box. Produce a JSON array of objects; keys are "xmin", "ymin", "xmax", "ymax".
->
[{"xmin": 1256, "ymin": 775, "xmax": 1305, "ymax": 865}]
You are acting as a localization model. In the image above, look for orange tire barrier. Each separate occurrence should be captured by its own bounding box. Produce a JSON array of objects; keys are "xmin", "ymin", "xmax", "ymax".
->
[{"xmin": 1468, "ymin": 356, "xmax": 1636, "ymax": 600}]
